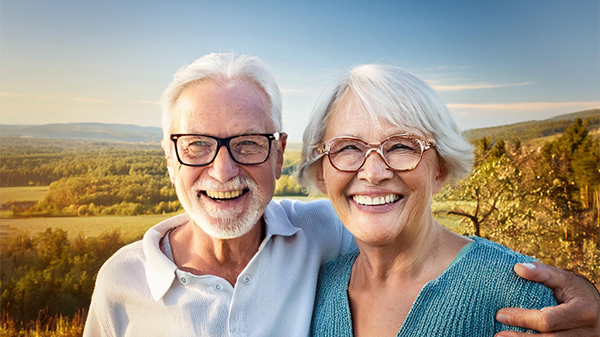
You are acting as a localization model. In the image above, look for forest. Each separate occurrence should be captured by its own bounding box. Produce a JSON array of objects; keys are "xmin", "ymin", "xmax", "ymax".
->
[{"xmin": 1, "ymin": 116, "xmax": 598, "ymax": 336}]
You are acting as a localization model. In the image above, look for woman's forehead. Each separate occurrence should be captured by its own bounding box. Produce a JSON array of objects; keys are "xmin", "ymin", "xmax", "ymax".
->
[{"xmin": 326, "ymin": 93, "xmax": 427, "ymax": 140}]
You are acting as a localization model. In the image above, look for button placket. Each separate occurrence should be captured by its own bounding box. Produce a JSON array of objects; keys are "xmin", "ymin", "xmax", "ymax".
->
[{"xmin": 242, "ymin": 275, "xmax": 251, "ymax": 285}]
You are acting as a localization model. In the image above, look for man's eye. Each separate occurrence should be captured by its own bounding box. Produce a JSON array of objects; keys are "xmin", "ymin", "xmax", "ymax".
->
[
  {"xmin": 188, "ymin": 141, "xmax": 211, "ymax": 148},
  {"xmin": 239, "ymin": 140, "xmax": 260, "ymax": 147}
]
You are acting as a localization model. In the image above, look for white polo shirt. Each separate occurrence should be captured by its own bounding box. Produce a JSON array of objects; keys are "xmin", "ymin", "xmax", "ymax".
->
[{"xmin": 83, "ymin": 199, "xmax": 355, "ymax": 337}]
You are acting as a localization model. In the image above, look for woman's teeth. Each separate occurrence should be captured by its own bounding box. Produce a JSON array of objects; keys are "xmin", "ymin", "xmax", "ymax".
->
[
  {"xmin": 353, "ymin": 194, "xmax": 401, "ymax": 206},
  {"xmin": 205, "ymin": 190, "xmax": 243, "ymax": 200}
]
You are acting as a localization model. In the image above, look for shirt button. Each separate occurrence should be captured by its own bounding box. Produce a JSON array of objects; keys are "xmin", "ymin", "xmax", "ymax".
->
[
  {"xmin": 243, "ymin": 275, "xmax": 251, "ymax": 285},
  {"xmin": 180, "ymin": 277, "xmax": 187, "ymax": 284},
  {"xmin": 215, "ymin": 283, "xmax": 223, "ymax": 291}
]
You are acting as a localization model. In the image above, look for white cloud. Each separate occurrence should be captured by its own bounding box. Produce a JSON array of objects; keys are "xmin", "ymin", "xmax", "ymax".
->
[
  {"xmin": 433, "ymin": 82, "xmax": 533, "ymax": 92},
  {"xmin": 71, "ymin": 98, "xmax": 108, "ymax": 104},
  {"xmin": 0, "ymin": 92, "xmax": 26, "ymax": 98},
  {"xmin": 447, "ymin": 101, "xmax": 599, "ymax": 112}
]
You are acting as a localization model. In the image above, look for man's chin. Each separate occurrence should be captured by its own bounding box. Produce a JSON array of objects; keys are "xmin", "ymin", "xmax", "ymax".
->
[{"xmin": 190, "ymin": 211, "xmax": 260, "ymax": 240}]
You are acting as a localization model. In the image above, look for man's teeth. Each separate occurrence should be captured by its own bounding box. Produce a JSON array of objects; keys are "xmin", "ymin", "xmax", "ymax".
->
[
  {"xmin": 353, "ymin": 194, "xmax": 401, "ymax": 206},
  {"xmin": 205, "ymin": 190, "xmax": 243, "ymax": 199}
]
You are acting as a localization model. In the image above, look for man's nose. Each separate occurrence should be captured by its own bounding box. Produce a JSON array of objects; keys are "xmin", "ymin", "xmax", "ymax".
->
[
  {"xmin": 356, "ymin": 150, "xmax": 394, "ymax": 185},
  {"xmin": 208, "ymin": 146, "xmax": 240, "ymax": 182}
]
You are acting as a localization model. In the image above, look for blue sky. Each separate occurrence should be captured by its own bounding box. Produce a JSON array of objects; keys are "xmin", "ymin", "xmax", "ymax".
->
[{"xmin": 1, "ymin": 0, "xmax": 598, "ymax": 142}]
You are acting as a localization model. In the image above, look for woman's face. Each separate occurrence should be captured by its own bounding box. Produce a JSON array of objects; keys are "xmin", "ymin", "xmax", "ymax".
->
[{"xmin": 317, "ymin": 92, "xmax": 447, "ymax": 246}]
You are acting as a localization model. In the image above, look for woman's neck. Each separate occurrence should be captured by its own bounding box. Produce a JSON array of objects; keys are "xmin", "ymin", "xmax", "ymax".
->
[{"xmin": 352, "ymin": 216, "xmax": 469, "ymax": 286}]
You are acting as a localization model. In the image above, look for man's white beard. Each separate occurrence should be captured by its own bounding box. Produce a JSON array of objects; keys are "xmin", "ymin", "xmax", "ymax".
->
[{"xmin": 190, "ymin": 176, "xmax": 263, "ymax": 239}]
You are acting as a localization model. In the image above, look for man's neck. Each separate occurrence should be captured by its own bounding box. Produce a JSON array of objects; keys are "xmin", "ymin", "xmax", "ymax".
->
[{"xmin": 169, "ymin": 217, "xmax": 266, "ymax": 286}]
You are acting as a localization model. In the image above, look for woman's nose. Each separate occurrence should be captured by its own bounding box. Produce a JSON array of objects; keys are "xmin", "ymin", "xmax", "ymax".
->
[{"xmin": 356, "ymin": 150, "xmax": 394, "ymax": 184}]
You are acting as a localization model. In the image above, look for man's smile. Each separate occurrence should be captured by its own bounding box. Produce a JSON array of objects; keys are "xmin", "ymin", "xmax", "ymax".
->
[{"xmin": 200, "ymin": 188, "xmax": 249, "ymax": 201}]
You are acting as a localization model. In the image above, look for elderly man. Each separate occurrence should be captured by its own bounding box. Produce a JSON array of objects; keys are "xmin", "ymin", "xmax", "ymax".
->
[{"xmin": 84, "ymin": 53, "xmax": 599, "ymax": 337}]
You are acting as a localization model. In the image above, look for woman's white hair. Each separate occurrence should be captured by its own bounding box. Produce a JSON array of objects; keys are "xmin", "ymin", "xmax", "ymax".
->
[
  {"xmin": 159, "ymin": 53, "xmax": 283, "ymax": 141},
  {"xmin": 297, "ymin": 64, "xmax": 474, "ymax": 195}
]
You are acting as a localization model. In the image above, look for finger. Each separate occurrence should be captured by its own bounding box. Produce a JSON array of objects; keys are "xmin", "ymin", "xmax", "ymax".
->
[
  {"xmin": 513, "ymin": 262, "xmax": 567, "ymax": 296},
  {"xmin": 495, "ymin": 328, "xmax": 599, "ymax": 337},
  {"xmin": 494, "ymin": 332, "xmax": 538, "ymax": 337},
  {"xmin": 496, "ymin": 308, "xmax": 554, "ymax": 332},
  {"xmin": 497, "ymin": 305, "xmax": 592, "ymax": 333}
]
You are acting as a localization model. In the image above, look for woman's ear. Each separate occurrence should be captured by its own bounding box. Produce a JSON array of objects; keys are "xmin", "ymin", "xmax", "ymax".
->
[
  {"xmin": 432, "ymin": 157, "xmax": 448, "ymax": 194},
  {"xmin": 316, "ymin": 165, "xmax": 328, "ymax": 195}
]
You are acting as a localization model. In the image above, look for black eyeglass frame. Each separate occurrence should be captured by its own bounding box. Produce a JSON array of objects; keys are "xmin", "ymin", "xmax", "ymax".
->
[
  {"xmin": 316, "ymin": 133, "xmax": 436, "ymax": 172},
  {"xmin": 170, "ymin": 132, "xmax": 281, "ymax": 167}
]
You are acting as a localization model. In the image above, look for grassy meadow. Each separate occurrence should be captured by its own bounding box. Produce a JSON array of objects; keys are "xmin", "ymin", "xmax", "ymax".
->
[
  {"xmin": 1, "ymin": 213, "xmax": 179, "ymax": 241},
  {"xmin": 0, "ymin": 186, "xmax": 464, "ymax": 241},
  {"xmin": 0, "ymin": 186, "xmax": 49, "ymax": 203}
]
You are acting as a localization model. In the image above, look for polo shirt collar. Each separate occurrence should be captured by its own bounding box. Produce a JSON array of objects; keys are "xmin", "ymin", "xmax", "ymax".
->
[
  {"xmin": 143, "ymin": 201, "xmax": 300, "ymax": 301},
  {"xmin": 143, "ymin": 213, "xmax": 188, "ymax": 301}
]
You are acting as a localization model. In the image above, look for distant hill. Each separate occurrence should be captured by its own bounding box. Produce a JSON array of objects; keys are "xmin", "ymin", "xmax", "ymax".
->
[
  {"xmin": 0, "ymin": 123, "xmax": 162, "ymax": 144},
  {"xmin": 462, "ymin": 109, "xmax": 600, "ymax": 143},
  {"xmin": 1, "ymin": 109, "xmax": 599, "ymax": 145}
]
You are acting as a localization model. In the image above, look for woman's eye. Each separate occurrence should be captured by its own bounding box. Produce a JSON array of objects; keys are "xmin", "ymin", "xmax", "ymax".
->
[
  {"xmin": 336, "ymin": 144, "xmax": 361, "ymax": 153},
  {"xmin": 391, "ymin": 144, "xmax": 410, "ymax": 150}
]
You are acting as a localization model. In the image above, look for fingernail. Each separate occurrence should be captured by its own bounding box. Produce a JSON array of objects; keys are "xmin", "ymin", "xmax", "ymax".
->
[
  {"xmin": 496, "ymin": 313, "xmax": 511, "ymax": 324},
  {"xmin": 521, "ymin": 263, "xmax": 536, "ymax": 269}
]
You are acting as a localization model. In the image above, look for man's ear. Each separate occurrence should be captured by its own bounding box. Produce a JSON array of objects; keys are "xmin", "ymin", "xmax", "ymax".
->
[
  {"xmin": 162, "ymin": 139, "xmax": 176, "ymax": 185},
  {"xmin": 275, "ymin": 133, "xmax": 288, "ymax": 179},
  {"xmin": 432, "ymin": 157, "xmax": 448, "ymax": 194}
]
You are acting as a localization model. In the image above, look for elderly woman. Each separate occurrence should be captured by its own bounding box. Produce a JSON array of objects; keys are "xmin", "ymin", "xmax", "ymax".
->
[{"xmin": 297, "ymin": 64, "xmax": 557, "ymax": 336}]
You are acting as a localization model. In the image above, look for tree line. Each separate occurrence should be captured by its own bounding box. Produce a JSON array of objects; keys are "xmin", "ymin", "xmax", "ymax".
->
[
  {"xmin": 443, "ymin": 118, "xmax": 599, "ymax": 282},
  {"xmin": 1, "ymin": 138, "xmax": 306, "ymax": 217}
]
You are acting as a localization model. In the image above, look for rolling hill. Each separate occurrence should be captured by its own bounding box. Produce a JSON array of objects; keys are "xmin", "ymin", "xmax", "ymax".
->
[
  {"xmin": 462, "ymin": 109, "xmax": 599, "ymax": 143},
  {"xmin": 1, "ymin": 109, "xmax": 598, "ymax": 145}
]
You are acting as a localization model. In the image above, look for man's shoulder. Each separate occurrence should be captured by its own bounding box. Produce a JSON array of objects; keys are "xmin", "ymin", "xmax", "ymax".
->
[
  {"xmin": 97, "ymin": 240, "xmax": 146, "ymax": 279},
  {"xmin": 269, "ymin": 198, "xmax": 356, "ymax": 255},
  {"xmin": 274, "ymin": 198, "xmax": 338, "ymax": 227}
]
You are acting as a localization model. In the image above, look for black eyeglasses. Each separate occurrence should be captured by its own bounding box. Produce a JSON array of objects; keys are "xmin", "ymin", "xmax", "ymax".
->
[
  {"xmin": 170, "ymin": 133, "xmax": 281, "ymax": 167},
  {"xmin": 316, "ymin": 134, "xmax": 435, "ymax": 172}
]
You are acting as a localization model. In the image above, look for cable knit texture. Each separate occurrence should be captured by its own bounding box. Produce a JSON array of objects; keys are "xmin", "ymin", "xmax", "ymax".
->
[{"xmin": 311, "ymin": 237, "xmax": 557, "ymax": 336}]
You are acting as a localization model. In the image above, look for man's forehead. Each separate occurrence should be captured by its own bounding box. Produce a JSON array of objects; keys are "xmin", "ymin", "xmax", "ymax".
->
[{"xmin": 172, "ymin": 79, "xmax": 274, "ymax": 134}]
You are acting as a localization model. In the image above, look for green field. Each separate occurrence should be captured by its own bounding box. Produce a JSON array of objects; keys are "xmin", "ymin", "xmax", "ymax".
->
[
  {"xmin": 0, "ymin": 213, "xmax": 180, "ymax": 241},
  {"xmin": 0, "ymin": 195, "xmax": 465, "ymax": 241},
  {"xmin": 0, "ymin": 186, "xmax": 49, "ymax": 203}
]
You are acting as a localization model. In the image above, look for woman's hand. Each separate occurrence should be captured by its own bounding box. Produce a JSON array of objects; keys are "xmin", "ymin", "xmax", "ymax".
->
[{"xmin": 494, "ymin": 262, "xmax": 600, "ymax": 337}]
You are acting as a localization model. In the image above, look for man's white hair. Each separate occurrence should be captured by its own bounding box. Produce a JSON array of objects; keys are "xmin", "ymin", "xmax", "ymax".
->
[
  {"xmin": 297, "ymin": 64, "xmax": 474, "ymax": 194},
  {"xmin": 159, "ymin": 53, "xmax": 283, "ymax": 141}
]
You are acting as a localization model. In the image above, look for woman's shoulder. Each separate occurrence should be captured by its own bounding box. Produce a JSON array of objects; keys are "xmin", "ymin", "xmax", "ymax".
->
[
  {"xmin": 316, "ymin": 250, "xmax": 359, "ymax": 294},
  {"xmin": 468, "ymin": 237, "xmax": 536, "ymax": 264},
  {"xmin": 320, "ymin": 249, "xmax": 359, "ymax": 276},
  {"xmin": 449, "ymin": 237, "xmax": 556, "ymax": 305}
]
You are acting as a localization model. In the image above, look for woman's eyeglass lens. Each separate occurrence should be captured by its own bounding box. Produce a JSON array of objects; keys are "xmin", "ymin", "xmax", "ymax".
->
[{"xmin": 319, "ymin": 135, "xmax": 433, "ymax": 172}]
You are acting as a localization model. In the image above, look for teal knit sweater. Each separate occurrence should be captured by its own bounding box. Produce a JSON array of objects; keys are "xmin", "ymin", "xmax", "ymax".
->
[{"xmin": 311, "ymin": 237, "xmax": 557, "ymax": 336}]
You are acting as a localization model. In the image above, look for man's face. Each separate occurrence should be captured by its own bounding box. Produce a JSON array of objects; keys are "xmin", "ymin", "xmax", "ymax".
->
[{"xmin": 165, "ymin": 78, "xmax": 286, "ymax": 239}]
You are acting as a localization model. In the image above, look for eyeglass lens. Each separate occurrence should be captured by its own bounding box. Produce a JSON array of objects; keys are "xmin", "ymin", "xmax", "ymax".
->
[
  {"xmin": 328, "ymin": 137, "xmax": 424, "ymax": 171},
  {"xmin": 176, "ymin": 135, "xmax": 271, "ymax": 165}
]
